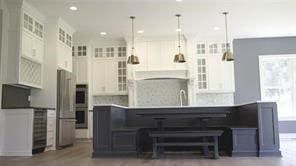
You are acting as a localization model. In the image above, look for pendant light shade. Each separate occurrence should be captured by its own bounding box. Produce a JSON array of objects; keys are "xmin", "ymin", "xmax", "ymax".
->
[
  {"xmin": 127, "ymin": 16, "xmax": 140, "ymax": 65},
  {"xmin": 174, "ymin": 53, "xmax": 186, "ymax": 63},
  {"xmin": 222, "ymin": 12, "xmax": 234, "ymax": 61},
  {"xmin": 174, "ymin": 14, "xmax": 186, "ymax": 63}
]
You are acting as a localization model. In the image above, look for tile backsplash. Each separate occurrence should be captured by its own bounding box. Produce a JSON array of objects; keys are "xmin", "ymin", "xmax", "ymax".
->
[
  {"xmin": 93, "ymin": 95, "xmax": 128, "ymax": 106},
  {"xmin": 196, "ymin": 93, "xmax": 234, "ymax": 106},
  {"xmin": 136, "ymin": 79, "xmax": 188, "ymax": 107}
]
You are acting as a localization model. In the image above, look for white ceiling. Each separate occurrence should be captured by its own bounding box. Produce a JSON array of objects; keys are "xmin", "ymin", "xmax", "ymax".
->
[{"xmin": 27, "ymin": 0, "xmax": 296, "ymax": 40}]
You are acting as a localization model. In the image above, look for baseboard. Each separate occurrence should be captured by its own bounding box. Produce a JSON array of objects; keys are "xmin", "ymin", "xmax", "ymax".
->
[
  {"xmin": 0, "ymin": 150, "xmax": 32, "ymax": 156},
  {"xmin": 258, "ymin": 151, "xmax": 282, "ymax": 157},
  {"xmin": 231, "ymin": 151, "xmax": 257, "ymax": 157}
]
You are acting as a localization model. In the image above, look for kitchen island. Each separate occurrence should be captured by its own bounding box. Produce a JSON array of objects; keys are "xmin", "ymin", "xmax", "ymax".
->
[{"xmin": 92, "ymin": 102, "xmax": 281, "ymax": 157}]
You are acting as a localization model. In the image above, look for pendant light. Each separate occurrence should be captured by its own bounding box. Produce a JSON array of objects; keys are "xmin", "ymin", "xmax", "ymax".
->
[
  {"xmin": 222, "ymin": 12, "xmax": 234, "ymax": 61},
  {"xmin": 174, "ymin": 14, "xmax": 186, "ymax": 63},
  {"xmin": 127, "ymin": 16, "xmax": 140, "ymax": 65}
]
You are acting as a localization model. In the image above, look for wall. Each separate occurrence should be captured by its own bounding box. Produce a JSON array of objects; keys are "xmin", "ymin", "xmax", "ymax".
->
[
  {"xmin": 233, "ymin": 36, "xmax": 296, "ymax": 133},
  {"xmin": 30, "ymin": 19, "xmax": 58, "ymax": 108},
  {"xmin": 136, "ymin": 79, "xmax": 188, "ymax": 106}
]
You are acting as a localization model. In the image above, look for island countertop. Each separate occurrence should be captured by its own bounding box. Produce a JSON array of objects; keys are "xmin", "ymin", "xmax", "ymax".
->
[{"xmin": 92, "ymin": 100, "xmax": 275, "ymax": 110}]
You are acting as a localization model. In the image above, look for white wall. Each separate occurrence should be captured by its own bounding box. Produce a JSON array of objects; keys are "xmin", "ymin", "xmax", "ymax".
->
[{"xmin": 30, "ymin": 19, "xmax": 58, "ymax": 108}]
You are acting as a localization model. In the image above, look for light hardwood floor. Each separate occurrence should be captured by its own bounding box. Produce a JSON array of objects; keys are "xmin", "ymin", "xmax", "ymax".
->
[{"xmin": 1, "ymin": 139, "xmax": 295, "ymax": 166}]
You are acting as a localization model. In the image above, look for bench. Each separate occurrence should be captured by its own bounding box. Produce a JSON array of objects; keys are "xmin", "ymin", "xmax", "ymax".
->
[{"xmin": 149, "ymin": 130, "xmax": 223, "ymax": 159}]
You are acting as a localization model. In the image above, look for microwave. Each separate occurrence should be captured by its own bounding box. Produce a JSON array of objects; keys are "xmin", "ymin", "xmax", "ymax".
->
[{"xmin": 76, "ymin": 84, "xmax": 88, "ymax": 107}]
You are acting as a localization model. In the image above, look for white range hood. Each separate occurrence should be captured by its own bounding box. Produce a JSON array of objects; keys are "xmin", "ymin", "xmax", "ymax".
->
[{"xmin": 134, "ymin": 69, "xmax": 189, "ymax": 80}]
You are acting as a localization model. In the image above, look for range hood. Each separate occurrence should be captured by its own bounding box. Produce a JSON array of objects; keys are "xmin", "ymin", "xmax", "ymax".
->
[{"xmin": 134, "ymin": 69, "xmax": 189, "ymax": 80}]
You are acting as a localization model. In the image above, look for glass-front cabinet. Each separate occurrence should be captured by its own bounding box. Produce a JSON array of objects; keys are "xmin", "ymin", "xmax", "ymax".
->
[
  {"xmin": 92, "ymin": 46, "xmax": 128, "ymax": 95},
  {"xmin": 195, "ymin": 41, "xmax": 234, "ymax": 93}
]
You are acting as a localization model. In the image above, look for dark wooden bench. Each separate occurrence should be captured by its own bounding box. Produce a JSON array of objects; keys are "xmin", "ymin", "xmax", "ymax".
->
[{"xmin": 149, "ymin": 130, "xmax": 223, "ymax": 159}]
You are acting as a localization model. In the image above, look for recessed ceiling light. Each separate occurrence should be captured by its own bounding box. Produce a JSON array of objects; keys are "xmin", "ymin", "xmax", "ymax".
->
[
  {"xmin": 100, "ymin": 32, "xmax": 107, "ymax": 35},
  {"xmin": 176, "ymin": 28, "xmax": 182, "ymax": 32},
  {"xmin": 213, "ymin": 27, "xmax": 220, "ymax": 31},
  {"xmin": 137, "ymin": 30, "xmax": 144, "ymax": 34},
  {"xmin": 69, "ymin": 6, "xmax": 78, "ymax": 11},
  {"xmin": 176, "ymin": 0, "xmax": 183, "ymax": 2}
]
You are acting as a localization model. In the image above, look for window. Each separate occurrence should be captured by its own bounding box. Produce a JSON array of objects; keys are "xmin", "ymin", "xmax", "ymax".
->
[
  {"xmin": 118, "ymin": 47, "xmax": 126, "ymax": 57},
  {"xmin": 59, "ymin": 28, "xmax": 65, "ymax": 43},
  {"xmin": 106, "ymin": 47, "xmax": 114, "ymax": 57},
  {"xmin": 24, "ymin": 13, "xmax": 33, "ymax": 32},
  {"xmin": 197, "ymin": 58, "xmax": 207, "ymax": 90},
  {"xmin": 118, "ymin": 61, "xmax": 127, "ymax": 91},
  {"xmin": 209, "ymin": 43, "xmax": 218, "ymax": 54},
  {"xmin": 259, "ymin": 55, "xmax": 296, "ymax": 120},
  {"xmin": 34, "ymin": 21, "xmax": 43, "ymax": 38},
  {"xmin": 94, "ymin": 48, "xmax": 103, "ymax": 58},
  {"xmin": 196, "ymin": 44, "xmax": 206, "ymax": 55},
  {"xmin": 78, "ymin": 46, "xmax": 87, "ymax": 56},
  {"xmin": 66, "ymin": 34, "xmax": 72, "ymax": 47}
]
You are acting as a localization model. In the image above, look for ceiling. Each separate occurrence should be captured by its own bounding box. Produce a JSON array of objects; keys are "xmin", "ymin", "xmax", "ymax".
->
[{"xmin": 27, "ymin": 0, "xmax": 296, "ymax": 41}]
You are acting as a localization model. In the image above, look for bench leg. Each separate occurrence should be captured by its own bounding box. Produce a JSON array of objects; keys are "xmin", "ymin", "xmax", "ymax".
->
[
  {"xmin": 214, "ymin": 136, "xmax": 219, "ymax": 159},
  {"xmin": 152, "ymin": 137, "xmax": 158, "ymax": 159},
  {"xmin": 202, "ymin": 137, "xmax": 209, "ymax": 156}
]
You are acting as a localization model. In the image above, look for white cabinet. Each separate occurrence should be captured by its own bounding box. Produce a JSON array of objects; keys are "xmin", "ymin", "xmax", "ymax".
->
[
  {"xmin": 195, "ymin": 42, "xmax": 235, "ymax": 93},
  {"xmin": 46, "ymin": 110, "xmax": 56, "ymax": 150},
  {"xmin": 57, "ymin": 21, "xmax": 75, "ymax": 72},
  {"xmin": 73, "ymin": 58, "xmax": 88, "ymax": 84},
  {"xmin": 21, "ymin": 31, "xmax": 44, "ymax": 63},
  {"xmin": 6, "ymin": 2, "xmax": 44, "ymax": 89},
  {"xmin": 92, "ymin": 60, "xmax": 118, "ymax": 95},
  {"xmin": 0, "ymin": 109, "xmax": 34, "ymax": 156},
  {"xmin": 92, "ymin": 45, "xmax": 127, "ymax": 95},
  {"xmin": 132, "ymin": 38, "xmax": 186, "ymax": 72}
]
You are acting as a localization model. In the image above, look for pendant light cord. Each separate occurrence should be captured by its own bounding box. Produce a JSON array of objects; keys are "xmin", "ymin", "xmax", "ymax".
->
[
  {"xmin": 176, "ymin": 14, "xmax": 181, "ymax": 54},
  {"xmin": 223, "ymin": 12, "xmax": 229, "ymax": 51},
  {"xmin": 130, "ymin": 16, "xmax": 135, "ymax": 55}
]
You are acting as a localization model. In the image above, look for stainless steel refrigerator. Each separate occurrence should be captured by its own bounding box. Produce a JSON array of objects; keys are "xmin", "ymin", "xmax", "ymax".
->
[{"xmin": 57, "ymin": 70, "xmax": 76, "ymax": 148}]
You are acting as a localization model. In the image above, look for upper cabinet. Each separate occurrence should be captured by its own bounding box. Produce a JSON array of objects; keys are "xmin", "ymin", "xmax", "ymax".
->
[
  {"xmin": 91, "ymin": 45, "xmax": 128, "ymax": 95},
  {"xmin": 195, "ymin": 42, "xmax": 235, "ymax": 93},
  {"xmin": 6, "ymin": 1, "xmax": 45, "ymax": 88},
  {"xmin": 22, "ymin": 12, "xmax": 44, "ymax": 63},
  {"xmin": 129, "ymin": 37, "xmax": 187, "ymax": 72},
  {"xmin": 72, "ymin": 45, "xmax": 89, "ymax": 84},
  {"xmin": 57, "ymin": 19, "xmax": 75, "ymax": 72}
]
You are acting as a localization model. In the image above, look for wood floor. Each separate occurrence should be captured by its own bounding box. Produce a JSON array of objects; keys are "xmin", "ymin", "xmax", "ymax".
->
[{"xmin": 1, "ymin": 139, "xmax": 295, "ymax": 166}]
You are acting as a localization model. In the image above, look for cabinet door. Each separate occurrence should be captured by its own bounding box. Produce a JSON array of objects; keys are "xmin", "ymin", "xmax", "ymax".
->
[
  {"xmin": 147, "ymin": 41, "xmax": 161, "ymax": 70},
  {"xmin": 104, "ymin": 60, "xmax": 117, "ymax": 92},
  {"xmin": 207, "ymin": 57, "xmax": 234, "ymax": 92},
  {"xmin": 92, "ymin": 61, "xmax": 106, "ymax": 94},
  {"xmin": 32, "ymin": 38, "xmax": 44, "ymax": 62},
  {"xmin": 22, "ymin": 32, "xmax": 33, "ymax": 58},
  {"xmin": 75, "ymin": 59, "xmax": 88, "ymax": 84},
  {"xmin": 58, "ymin": 44, "xmax": 72, "ymax": 72}
]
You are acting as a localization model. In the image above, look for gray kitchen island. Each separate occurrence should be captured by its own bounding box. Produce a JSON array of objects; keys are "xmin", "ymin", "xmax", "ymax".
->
[{"xmin": 92, "ymin": 102, "xmax": 281, "ymax": 158}]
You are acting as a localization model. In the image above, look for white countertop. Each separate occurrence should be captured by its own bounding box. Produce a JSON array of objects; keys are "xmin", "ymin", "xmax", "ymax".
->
[{"xmin": 93, "ymin": 101, "xmax": 276, "ymax": 109}]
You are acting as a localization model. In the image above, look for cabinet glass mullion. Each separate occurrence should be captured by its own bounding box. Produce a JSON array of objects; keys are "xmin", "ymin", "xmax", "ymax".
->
[
  {"xmin": 118, "ymin": 61, "xmax": 127, "ymax": 91},
  {"xmin": 197, "ymin": 58, "xmax": 207, "ymax": 90}
]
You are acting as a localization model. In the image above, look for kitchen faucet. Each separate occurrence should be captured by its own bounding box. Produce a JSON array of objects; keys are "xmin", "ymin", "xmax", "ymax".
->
[{"xmin": 179, "ymin": 89, "xmax": 186, "ymax": 106}]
